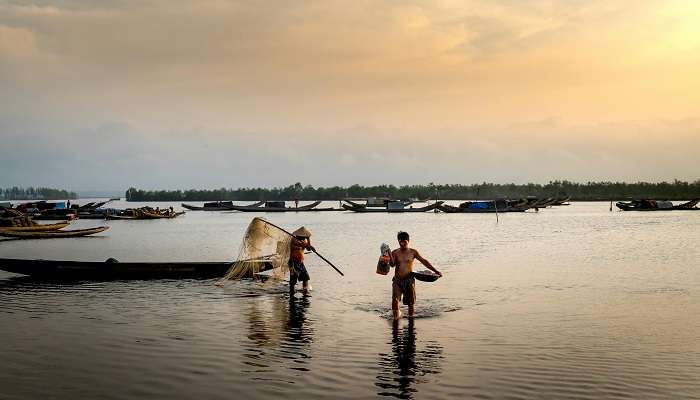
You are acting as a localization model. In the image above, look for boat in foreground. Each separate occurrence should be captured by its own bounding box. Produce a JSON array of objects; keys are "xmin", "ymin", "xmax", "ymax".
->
[{"xmin": 0, "ymin": 258, "xmax": 273, "ymax": 280}]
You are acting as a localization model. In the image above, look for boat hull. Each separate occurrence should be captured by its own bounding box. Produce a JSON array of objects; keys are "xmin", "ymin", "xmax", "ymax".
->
[
  {"xmin": 228, "ymin": 200, "xmax": 336, "ymax": 212},
  {"xmin": 342, "ymin": 202, "xmax": 443, "ymax": 213},
  {"xmin": 0, "ymin": 222, "xmax": 71, "ymax": 232},
  {"xmin": 0, "ymin": 226, "xmax": 109, "ymax": 239},
  {"xmin": 0, "ymin": 258, "xmax": 273, "ymax": 279},
  {"xmin": 437, "ymin": 204, "xmax": 528, "ymax": 213}
]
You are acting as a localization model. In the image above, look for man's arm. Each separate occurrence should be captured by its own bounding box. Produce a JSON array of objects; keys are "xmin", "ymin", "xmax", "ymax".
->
[
  {"xmin": 306, "ymin": 238, "xmax": 316, "ymax": 252},
  {"xmin": 389, "ymin": 249, "xmax": 397, "ymax": 267},
  {"xmin": 414, "ymin": 249, "xmax": 442, "ymax": 276}
]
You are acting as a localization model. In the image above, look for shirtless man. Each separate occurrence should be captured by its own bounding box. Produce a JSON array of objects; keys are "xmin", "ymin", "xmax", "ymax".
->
[
  {"xmin": 288, "ymin": 226, "xmax": 315, "ymax": 295},
  {"xmin": 390, "ymin": 231, "xmax": 441, "ymax": 320}
]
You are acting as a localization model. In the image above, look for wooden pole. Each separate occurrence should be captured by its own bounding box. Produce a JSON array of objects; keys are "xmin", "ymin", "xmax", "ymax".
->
[
  {"xmin": 253, "ymin": 217, "xmax": 344, "ymax": 276},
  {"xmin": 494, "ymin": 200, "xmax": 499, "ymax": 223}
]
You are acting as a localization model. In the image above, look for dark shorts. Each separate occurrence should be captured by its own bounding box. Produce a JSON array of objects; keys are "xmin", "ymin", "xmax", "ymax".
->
[
  {"xmin": 289, "ymin": 259, "xmax": 310, "ymax": 286},
  {"xmin": 392, "ymin": 276, "xmax": 416, "ymax": 306}
]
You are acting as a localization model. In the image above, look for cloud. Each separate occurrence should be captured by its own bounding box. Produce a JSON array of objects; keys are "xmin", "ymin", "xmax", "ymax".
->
[{"xmin": 1, "ymin": 1, "xmax": 698, "ymax": 189}]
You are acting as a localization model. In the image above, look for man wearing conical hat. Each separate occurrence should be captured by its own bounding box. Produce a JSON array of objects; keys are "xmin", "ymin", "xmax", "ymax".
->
[{"xmin": 289, "ymin": 226, "xmax": 315, "ymax": 295}]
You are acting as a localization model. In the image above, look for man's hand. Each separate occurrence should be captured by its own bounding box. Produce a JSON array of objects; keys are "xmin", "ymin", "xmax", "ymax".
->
[{"xmin": 307, "ymin": 245, "xmax": 316, "ymax": 252}]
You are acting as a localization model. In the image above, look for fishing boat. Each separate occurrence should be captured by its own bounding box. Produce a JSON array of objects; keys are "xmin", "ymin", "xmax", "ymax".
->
[
  {"xmin": 550, "ymin": 196, "xmax": 572, "ymax": 206},
  {"xmin": 342, "ymin": 201, "xmax": 443, "ymax": 213},
  {"xmin": 437, "ymin": 199, "xmax": 531, "ymax": 213},
  {"xmin": 0, "ymin": 257, "xmax": 273, "ymax": 280},
  {"xmin": 615, "ymin": 198, "xmax": 700, "ymax": 211},
  {"xmin": 0, "ymin": 226, "xmax": 109, "ymax": 239},
  {"xmin": 181, "ymin": 201, "xmax": 264, "ymax": 211},
  {"xmin": 105, "ymin": 208, "xmax": 185, "ymax": 220},
  {"xmin": 342, "ymin": 198, "xmax": 418, "ymax": 208},
  {"xmin": 0, "ymin": 221, "xmax": 71, "ymax": 232},
  {"xmin": 228, "ymin": 200, "xmax": 337, "ymax": 212}
]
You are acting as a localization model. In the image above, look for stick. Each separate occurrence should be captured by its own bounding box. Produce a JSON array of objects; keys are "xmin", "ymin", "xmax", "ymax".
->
[
  {"xmin": 494, "ymin": 200, "xmax": 499, "ymax": 223},
  {"xmin": 254, "ymin": 217, "xmax": 344, "ymax": 276}
]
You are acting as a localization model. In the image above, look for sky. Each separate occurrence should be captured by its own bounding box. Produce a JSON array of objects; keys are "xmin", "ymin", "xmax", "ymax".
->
[{"xmin": 1, "ymin": 0, "xmax": 699, "ymax": 192}]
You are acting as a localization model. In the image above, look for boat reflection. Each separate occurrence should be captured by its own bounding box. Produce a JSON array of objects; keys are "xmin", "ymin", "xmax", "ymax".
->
[
  {"xmin": 376, "ymin": 319, "xmax": 443, "ymax": 399},
  {"xmin": 243, "ymin": 293, "xmax": 314, "ymax": 373}
]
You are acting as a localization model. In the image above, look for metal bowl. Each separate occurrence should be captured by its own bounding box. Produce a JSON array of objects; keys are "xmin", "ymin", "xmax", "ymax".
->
[{"xmin": 412, "ymin": 270, "xmax": 440, "ymax": 282}]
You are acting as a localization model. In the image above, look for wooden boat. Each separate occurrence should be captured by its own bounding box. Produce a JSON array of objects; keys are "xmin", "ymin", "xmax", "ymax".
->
[
  {"xmin": 550, "ymin": 196, "xmax": 571, "ymax": 206},
  {"xmin": 342, "ymin": 201, "xmax": 443, "ymax": 213},
  {"xmin": 437, "ymin": 199, "xmax": 530, "ymax": 213},
  {"xmin": 0, "ymin": 257, "xmax": 273, "ymax": 280},
  {"xmin": 616, "ymin": 198, "xmax": 700, "ymax": 211},
  {"xmin": 342, "ymin": 198, "xmax": 417, "ymax": 208},
  {"xmin": 181, "ymin": 201, "xmax": 263, "ymax": 211},
  {"xmin": 0, "ymin": 226, "xmax": 109, "ymax": 239},
  {"xmin": 0, "ymin": 221, "xmax": 71, "ymax": 232},
  {"xmin": 106, "ymin": 208, "xmax": 185, "ymax": 220},
  {"xmin": 228, "ymin": 200, "xmax": 337, "ymax": 212}
]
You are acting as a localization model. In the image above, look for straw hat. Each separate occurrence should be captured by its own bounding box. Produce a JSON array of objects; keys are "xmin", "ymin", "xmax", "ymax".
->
[{"xmin": 292, "ymin": 226, "xmax": 312, "ymax": 237}]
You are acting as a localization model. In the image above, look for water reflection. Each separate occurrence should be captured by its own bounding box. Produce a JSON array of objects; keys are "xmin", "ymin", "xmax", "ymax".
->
[
  {"xmin": 376, "ymin": 319, "xmax": 443, "ymax": 399},
  {"xmin": 243, "ymin": 293, "xmax": 314, "ymax": 374}
]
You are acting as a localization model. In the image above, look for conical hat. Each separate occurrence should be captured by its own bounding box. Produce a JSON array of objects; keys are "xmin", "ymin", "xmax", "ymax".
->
[{"xmin": 292, "ymin": 226, "xmax": 311, "ymax": 237}]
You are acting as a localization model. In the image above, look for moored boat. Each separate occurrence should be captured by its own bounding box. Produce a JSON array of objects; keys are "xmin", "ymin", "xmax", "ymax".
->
[
  {"xmin": 342, "ymin": 201, "xmax": 443, "ymax": 213},
  {"xmin": 181, "ymin": 201, "xmax": 264, "ymax": 211},
  {"xmin": 228, "ymin": 200, "xmax": 337, "ymax": 212},
  {"xmin": 437, "ymin": 199, "xmax": 531, "ymax": 213},
  {"xmin": 616, "ymin": 198, "xmax": 700, "ymax": 211},
  {"xmin": 0, "ymin": 226, "xmax": 109, "ymax": 239},
  {"xmin": 106, "ymin": 207, "xmax": 185, "ymax": 220},
  {"xmin": 0, "ymin": 221, "xmax": 71, "ymax": 232}
]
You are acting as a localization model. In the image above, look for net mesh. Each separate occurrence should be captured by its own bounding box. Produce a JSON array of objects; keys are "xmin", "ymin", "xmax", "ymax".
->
[{"xmin": 217, "ymin": 217, "xmax": 292, "ymax": 285}]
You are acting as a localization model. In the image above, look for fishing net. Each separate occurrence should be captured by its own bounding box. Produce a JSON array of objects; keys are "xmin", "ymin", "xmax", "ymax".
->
[{"xmin": 216, "ymin": 217, "xmax": 292, "ymax": 285}]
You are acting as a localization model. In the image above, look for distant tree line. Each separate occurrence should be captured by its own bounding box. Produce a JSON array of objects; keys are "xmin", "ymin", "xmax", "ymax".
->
[
  {"xmin": 126, "ymin": 180, "xmax": 700, "ymax": 201},
  {"xmin": 0, "ymin": 187, "xmax": 77, "ymax": 200}
]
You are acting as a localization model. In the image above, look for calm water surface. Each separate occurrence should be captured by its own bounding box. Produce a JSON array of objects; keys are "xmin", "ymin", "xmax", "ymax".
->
[{"xmin": 2, "ymin": 201, "xmax": 700, "ymax": 399}]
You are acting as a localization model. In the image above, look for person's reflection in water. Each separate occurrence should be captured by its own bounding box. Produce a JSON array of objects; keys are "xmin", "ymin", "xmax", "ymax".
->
[
  {"xmin": 243, "ymin": 293, "xmax": 314, "ymax": 375},
  {"xmin": 287, "ymin": 293, "xmax": 313, "ymax": 345},
  {"xmin": 376, "ymin": 319, "xmax": 443, "ymax": 399}
]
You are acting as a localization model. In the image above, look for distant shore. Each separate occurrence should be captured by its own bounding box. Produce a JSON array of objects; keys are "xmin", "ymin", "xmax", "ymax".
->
[{"xmin": 122, "ymin": 181, "xmax": 700, "ymax": 202}]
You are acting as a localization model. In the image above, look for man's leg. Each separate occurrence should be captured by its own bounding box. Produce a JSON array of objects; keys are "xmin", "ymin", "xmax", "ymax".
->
[
  {"xmin": 289, "ymin": 274, "xmax": 298, "ymax": 295},
  {"xmin": 302, "ymin": 279, "xmax": 309, "ymax": 292},
  {"xmin": 392, "ymin": 282, "xmax": 402, "ymax": 320},
  {"xmin": 407, "ymin": 279, "xmax": 417, "ymax": 317}
]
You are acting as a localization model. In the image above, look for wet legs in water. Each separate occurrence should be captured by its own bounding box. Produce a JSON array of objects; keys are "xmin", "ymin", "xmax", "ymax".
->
[{"xmin": 289, "ymin": 274, "xmax": 309, "ymax": 295}]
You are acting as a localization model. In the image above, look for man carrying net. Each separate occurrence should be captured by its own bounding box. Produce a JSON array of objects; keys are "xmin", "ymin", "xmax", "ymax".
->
[
  {"xmin": 218, "ymin": 218, "xmax": 341, "ymax": 287},
  {"xmin": 289, "ymin": 226, "xmax": 315, "ymax": 294}
]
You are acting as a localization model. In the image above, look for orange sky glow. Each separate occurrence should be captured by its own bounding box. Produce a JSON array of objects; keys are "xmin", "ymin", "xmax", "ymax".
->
[{"xmin": 1, "ymin": 1, "xmax": 698, "ymax": 190}]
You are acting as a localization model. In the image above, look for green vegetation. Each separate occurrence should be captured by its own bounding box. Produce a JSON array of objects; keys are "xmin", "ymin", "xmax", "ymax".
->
[
  {"xmin": 1, "ymin": 187, "xmax": 77, "ymax": 200},
  {"xmin": 126, "ymin": 180, "xmax": 700, "ymax": 201}
]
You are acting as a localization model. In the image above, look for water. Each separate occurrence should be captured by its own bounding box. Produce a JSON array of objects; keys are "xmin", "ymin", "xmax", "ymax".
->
[{"xmin": 2, "ymin": 202, "xmax": 700, "ymax": 399}]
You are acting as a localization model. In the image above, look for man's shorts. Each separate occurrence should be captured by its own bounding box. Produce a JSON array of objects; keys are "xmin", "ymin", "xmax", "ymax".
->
[
  {"xmin": 392, "ymin": 276, "xmax": 416, "ymax": 306},
  {"xmin": 289, "ymin": 259, "xmax": 310, "ymax": 285}
]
